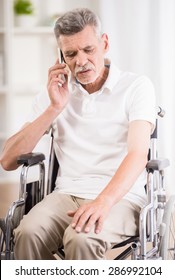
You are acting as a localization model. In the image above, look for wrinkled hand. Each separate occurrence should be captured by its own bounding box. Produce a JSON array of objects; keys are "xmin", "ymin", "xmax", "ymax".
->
[
  {"xmin": 67, "ymin": 197, "xmax": 112, "ymax": 234},
  {"xmin": 47, "ymin": 59, "xmax": 70, "ymax": 112}
]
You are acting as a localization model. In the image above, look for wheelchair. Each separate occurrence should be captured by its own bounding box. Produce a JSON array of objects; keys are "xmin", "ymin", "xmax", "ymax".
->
[{"xmin": 0, "ymin": 107, "xmax": 174, "ymax": 260}]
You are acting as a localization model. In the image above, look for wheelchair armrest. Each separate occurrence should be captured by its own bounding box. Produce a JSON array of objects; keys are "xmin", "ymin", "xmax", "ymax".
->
[
  {"xmin": 17, "ymin": 153, "xmax": 45, "ymax": 166},
  {"xmin": 146, "ymin": 158, "xmax": 170, "ymax": 171}
]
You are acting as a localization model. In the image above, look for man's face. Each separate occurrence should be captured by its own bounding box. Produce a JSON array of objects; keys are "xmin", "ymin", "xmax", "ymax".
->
[{"xmin": 58, "ymin": 25, "xmax": 109, "ymax": 85}]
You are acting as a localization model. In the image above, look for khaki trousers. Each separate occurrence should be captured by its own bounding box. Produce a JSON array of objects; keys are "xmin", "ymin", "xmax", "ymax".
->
[{"xmin": 14, "ymin": 192, "xmax": 140, "ymax": 260}]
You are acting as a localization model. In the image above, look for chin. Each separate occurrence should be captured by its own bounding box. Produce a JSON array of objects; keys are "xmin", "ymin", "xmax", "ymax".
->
[{"xmin": 77, "ymin": 76, "xmax": 97, "ymax": 85}]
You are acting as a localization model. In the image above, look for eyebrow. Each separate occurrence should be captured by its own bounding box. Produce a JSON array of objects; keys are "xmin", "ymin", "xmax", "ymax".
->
[
  {"xmin": 64, "ymin": 45, "xmax": 95, "ymax": 55},
  {"xmin": 83, "ymin": 45, "xmax": 94, "ymax": 50},
  {"xmin": 64, "ymin": 50, "xmax": 77, "ymax": 56}
]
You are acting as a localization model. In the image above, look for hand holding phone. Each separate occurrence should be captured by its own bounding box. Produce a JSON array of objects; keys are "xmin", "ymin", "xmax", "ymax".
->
[{"xmin": 47, "ymin": 49, "xmax": 70, "ymax": 113}]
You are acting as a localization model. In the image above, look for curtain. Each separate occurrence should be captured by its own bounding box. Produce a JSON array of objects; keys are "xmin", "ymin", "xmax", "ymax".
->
[{"xmin": 97, "ymin": 0, "xmax": 175, "ymax": 195}]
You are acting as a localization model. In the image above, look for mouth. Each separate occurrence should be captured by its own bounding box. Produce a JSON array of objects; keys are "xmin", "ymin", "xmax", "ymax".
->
[{"xmin": 77, "ymin": 69, "xmax": 92, "ymax": 76}]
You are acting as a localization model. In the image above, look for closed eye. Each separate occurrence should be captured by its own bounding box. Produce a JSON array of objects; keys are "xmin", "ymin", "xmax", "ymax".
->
[
  {"xmin": 65, "ymin": 51, "xmax": 77, "ymax": 59},
  {"xmin": 84, "ymin": 47, "xmax": 95, "ymax": 54}
]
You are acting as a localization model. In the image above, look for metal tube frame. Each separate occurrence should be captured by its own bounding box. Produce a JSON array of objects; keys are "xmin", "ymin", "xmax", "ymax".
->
[{"xmin": 2, "ymin": 161, "xmax": 45, "ymax": 260}]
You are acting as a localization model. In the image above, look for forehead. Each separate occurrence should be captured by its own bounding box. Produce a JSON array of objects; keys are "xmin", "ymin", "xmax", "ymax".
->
[{"xmin": 59, "ymin": 25, "xmax": 100, "ymax": 51}]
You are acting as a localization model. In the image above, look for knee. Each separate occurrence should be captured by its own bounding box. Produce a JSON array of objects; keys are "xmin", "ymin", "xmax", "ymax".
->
[
  {"xmin": 14, "ymin": 218, "xmax": 40, "ymax": 245},
  {"xmin": 63, "ymin": 226, "xmax": 108, "ymax": 259},
  {"xmin": 14, "ymin": 219, "xmax": 44, "ymax": 259},
  {"xmin": 63, "ymin": 226, "xmax": 88, "ymax": 249}
]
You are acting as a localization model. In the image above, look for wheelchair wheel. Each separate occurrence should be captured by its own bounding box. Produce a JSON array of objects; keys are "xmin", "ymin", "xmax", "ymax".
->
[{"xmin": 160, "ymin": 195, "xmax": 175, "ymax": 260}]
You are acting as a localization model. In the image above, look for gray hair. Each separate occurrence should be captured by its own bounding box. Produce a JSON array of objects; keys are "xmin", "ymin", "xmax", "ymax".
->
[{"xmin": 54, "ymin": 8, "xmax": 102, "ymax": 41}]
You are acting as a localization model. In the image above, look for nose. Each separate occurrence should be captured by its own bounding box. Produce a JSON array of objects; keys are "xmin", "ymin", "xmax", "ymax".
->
[{"xmin": 75, "ymin": 51, "xmax": 88, "ymax": 66}]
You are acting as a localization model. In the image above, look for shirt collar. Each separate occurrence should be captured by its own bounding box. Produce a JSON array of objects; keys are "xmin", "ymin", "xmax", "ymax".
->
[{"xmin": 103, "ymin": 58, "xmax": 121, "ymax": 93}]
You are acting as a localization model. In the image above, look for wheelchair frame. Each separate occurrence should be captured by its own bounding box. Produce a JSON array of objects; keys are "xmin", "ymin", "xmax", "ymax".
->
[{"xmin": 0, "ymin": 107, "xmax": 175, "ymax": 260}]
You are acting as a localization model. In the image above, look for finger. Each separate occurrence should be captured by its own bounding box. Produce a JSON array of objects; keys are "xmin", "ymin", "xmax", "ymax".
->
[
  {"xmin": 84, "ymin": 214, "xmax": 99, "ymax": 233},
  {"xmin": 74, "ymin": 210, "xmax": 93, "ymax": 233},
  {"xmin": 71, "ymin": 206, "xmax": 90, "ymax": 232},
  {"xmin": 47, "ymin": 77, "xmax": 62, "ymax": 89},
  {"xmin": 48, "ymin": 67, "xmax": 67, "ymax": 81},
  {"xmin": 47, "ymin": 77, "xmax": 59, "ymax": 87},
  {"xmin": 67, "ymin": 210, "xmax": 76, "ymax": 217},
  {"xmin": 94, "ymin": 217, "xmax": 104, "ymax": 234},
  {"xmin": 48, "ymin": 64, "xmax": 67, "ymax": 79},
  {"xmin": 49, "ymin": 71, "xmax": 68, "ymax": 88}
]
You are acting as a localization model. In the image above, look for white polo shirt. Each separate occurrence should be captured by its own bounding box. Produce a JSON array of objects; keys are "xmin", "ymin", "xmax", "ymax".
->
[{"xmin": 27, "ymin": 60, "xmax": 156, "ymax": 207}]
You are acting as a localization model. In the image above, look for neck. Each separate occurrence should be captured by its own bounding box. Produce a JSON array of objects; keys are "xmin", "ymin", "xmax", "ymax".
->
[{"xmin": 82, "ymin": 66, "xmax": 109, "ymax": 94}]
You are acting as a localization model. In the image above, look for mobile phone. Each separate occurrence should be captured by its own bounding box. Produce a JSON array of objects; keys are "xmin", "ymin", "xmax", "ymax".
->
[
  {"xmin": 57, "ymin": 48, "xmax": 66, "ymax": 85},
  {"xmin": 57, "ymin": 48, "xmax": 65, "ymax": 63}
]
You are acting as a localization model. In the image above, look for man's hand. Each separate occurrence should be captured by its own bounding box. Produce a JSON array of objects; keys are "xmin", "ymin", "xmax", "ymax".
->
[
  {"xmin": 67, "ymin": 197, "xmax": 112, "ymax": 234},
  {"xmin": 47, "ymin": 59, "xmax": 70, "ymax": 112}
]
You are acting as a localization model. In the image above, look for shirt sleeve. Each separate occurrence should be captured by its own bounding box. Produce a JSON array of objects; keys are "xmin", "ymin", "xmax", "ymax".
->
[
  {"xmin": 25, "ymin": 86, "xmax": 51, "ymax": 133},
  {"xmin": 25, "ymin": 86, "xmax": 50, "ymax": 122},
  {"xmin": 126, "ymin": 75, "xmax": 157, "ymax": 132}
]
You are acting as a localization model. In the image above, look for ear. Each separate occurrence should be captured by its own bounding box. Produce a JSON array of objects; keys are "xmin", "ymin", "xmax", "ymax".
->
[{"xmin": 101, "ymin": 33, "xmax": 109, "ymax": 53}]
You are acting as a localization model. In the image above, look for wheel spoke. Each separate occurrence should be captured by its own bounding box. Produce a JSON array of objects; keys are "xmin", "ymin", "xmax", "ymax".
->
[
  {"xmin": 168, "ymin": 211, "xmax": 175, "ymax": 259},
  {"xmin": 160, "ymin": 196, "xmax": 175, "ymax": 260}
]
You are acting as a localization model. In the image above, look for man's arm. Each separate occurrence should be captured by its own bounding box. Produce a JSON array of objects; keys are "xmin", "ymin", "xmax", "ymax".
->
[
  {"xmin": 0, "ymin": 106, "xmax": 60, "ymax": 170},
  {"xmin": 68, "ymin": 120, "xmax": 152, "ymax": 234},
  {"xmin": 0, "ymin": 60, "xmax": 69, "ymax": 171}
]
